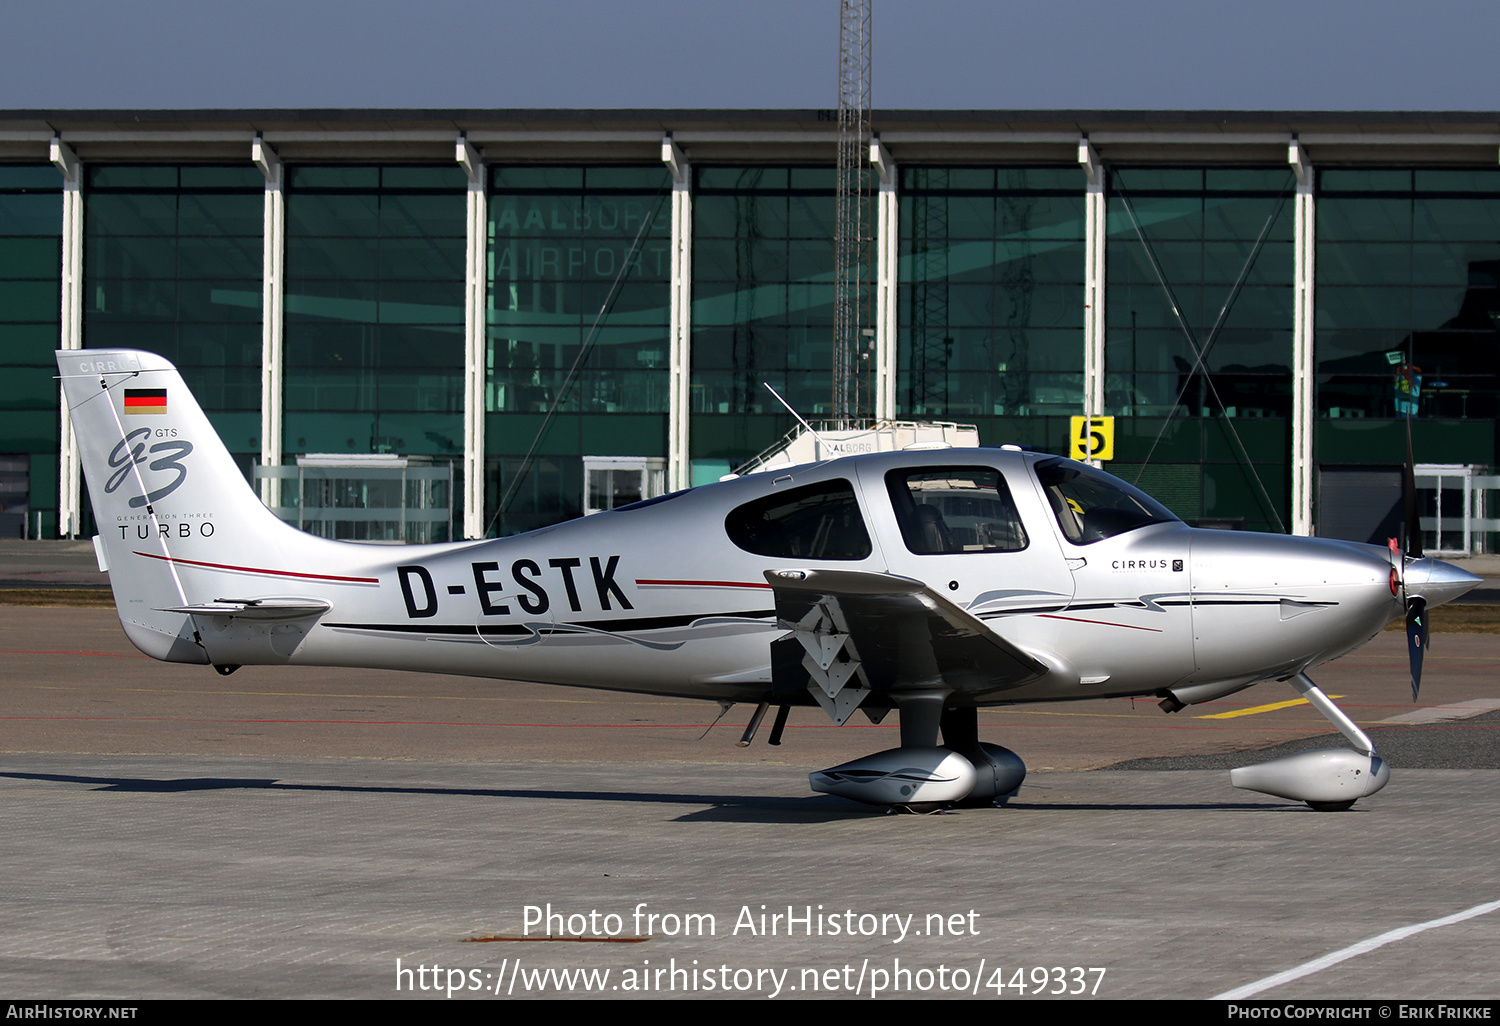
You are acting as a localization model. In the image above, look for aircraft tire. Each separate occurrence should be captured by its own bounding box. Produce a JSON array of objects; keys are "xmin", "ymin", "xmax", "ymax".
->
[{"xmin": 1306, "ymin": 799, "xmax": 1357, "ymax": 812}]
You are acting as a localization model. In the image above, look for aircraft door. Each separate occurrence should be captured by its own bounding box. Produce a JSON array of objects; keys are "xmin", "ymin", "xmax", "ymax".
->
[
  {"xmin": 1028, "ymin": 456, "xmax": 1197, "ymax": 692},
  {"xmin": 856, "ymin": 462, "xmax": 1076, "ymax": 617}
]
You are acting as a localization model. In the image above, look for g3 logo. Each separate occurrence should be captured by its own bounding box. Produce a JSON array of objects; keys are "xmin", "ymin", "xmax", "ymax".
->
[{"xmin": 105, "ymin": 428, "xmax": 193, "ymax": 508}]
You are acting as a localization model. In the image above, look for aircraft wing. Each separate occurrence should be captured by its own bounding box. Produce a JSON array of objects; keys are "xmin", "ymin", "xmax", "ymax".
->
[{"xmin": 764, "ymin": 568, "xmax": 1050, "ymax": 708}]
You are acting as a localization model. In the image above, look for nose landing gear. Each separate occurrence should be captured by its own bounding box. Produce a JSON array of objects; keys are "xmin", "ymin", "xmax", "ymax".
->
[{"xmin": 1229, "ymin": 672, "xmax": 1390, "ymax": 811}]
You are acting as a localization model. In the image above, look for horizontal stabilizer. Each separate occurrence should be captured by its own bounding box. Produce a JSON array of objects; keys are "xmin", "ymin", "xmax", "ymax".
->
[{"xmin": 161, "ymin": 598, "xmax": 333, "ymax": 620}]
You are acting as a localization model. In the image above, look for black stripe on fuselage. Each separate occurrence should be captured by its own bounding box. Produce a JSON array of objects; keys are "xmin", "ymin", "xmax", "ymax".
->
[
  {"xmin": 324, "ymin": 610, "xmax": 776, "ymax": 636},
  {"xmin": 1161, "ymin": 599, "xmax": 1335, "ymax": 607},
  {"xmin": 976, "ymin": 601, "xmax": 1139, "ymax": 619},
  {"xmin": 975, "ymin": 597, "xmax": 1332, "ymax": 620}
]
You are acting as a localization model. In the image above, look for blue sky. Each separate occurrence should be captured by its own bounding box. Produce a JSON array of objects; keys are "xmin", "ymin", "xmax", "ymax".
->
[{"xmin": 1, "ymin": 0, "xmax": 1495, "ymax": 111}]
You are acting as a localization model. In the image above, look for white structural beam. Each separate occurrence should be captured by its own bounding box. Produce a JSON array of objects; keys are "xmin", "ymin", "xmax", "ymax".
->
[
  {"xmin": 1086, "ymin": 131, "xmax": 1290, "ymax": 146},
  {"xmin": 459, "ymin": 135, "xmax": 488, "ymax": 538},
  {"xmin": 1079, "ymin": 137, "xmax": 1107, "ymax": 439},
  {"xmin": 663, "ymin": 135, "xmax": 692, "ymax": 491},
  {"xmin": 53, "ymin": 137, "xmax": 83, "ymax": 537},
  {"xmin": 1294, "ymin": 132, "xmax": 1500, "ymax": 148},
  {"xmin": 254, "ymin": 135, "xmax": 286, "ymax": 510},
  {"xmin": 669, "ymin": 130, "xmax": 839, "ymax": 145},
  {"xmin": 15, "ymin": 126, "xmax": 1500, "ymax": 150},
  {"xmin": 875, "ymin": 131, "xmax": 1082, "ymax": 145},
  {"xmin": 41, "ymin": 131, "xmax": 256, "ymax": 144},
  {"xmin": 1290, "ymin": 137, "xmax": 1316, "ymax": 536},
  {"xmin": 871, "ymin": 137, "xmax": 898, "ymax": 420},
  {"xmin": 260, "ymin": 131, "xmax": 458, "ymax": 144},
  {"xmin": 466, "ymin": 130, "xmax": 664, "ymax": 144}
]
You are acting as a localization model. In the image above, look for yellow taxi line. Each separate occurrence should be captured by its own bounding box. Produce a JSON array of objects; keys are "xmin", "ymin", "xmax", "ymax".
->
[{"xmin": 1195, "ymin": 695, "xmax": 1344, "ymax": 720}]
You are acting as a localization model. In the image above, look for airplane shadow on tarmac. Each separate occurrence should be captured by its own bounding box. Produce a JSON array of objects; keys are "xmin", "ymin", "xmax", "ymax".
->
[{"xmin": 0, "ymin": 769, "xmax": 1284, "ymax": 823}]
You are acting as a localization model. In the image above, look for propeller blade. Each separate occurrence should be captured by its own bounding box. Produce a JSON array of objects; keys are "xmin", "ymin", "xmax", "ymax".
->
[{"xmin": 1406, "ymin": 596, "xmax": 1428, "ymax": 702}]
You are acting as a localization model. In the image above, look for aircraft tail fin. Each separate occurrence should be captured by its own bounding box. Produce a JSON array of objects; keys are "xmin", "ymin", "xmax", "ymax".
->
[{"xmin": 57, "ymin": 349, "xmax": 332, "ymax": 663}]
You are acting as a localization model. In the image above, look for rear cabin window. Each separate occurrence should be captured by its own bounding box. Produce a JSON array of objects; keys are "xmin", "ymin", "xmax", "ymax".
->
[
  {"xmin": 725, "ymin": 479, "xmax": 872, "ymax": 560},
  {"xmin": 886, "ymin": 467, "xmax": 1029, "ymax": 554}
]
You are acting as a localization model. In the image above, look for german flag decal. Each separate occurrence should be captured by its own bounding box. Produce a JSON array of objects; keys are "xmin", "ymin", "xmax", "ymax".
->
[{"xmin": 123, "ymin": 388, "xmax": 167, "ymax": 415}]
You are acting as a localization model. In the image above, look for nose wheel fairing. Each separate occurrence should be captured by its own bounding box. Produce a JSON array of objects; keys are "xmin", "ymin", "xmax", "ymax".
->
[
  {"xmin": 1229, "ymin": 672, "xmax": 1391, "ymax": 810},
  {"xmin": 1230, "ymin": 750, "xmax": 1389, "ymax": 809}
]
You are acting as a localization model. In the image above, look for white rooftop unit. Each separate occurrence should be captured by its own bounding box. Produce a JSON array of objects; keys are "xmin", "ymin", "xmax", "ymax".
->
[{"xmin": 735, "ymin": 420, "xmax": 980, "ymax": 476}]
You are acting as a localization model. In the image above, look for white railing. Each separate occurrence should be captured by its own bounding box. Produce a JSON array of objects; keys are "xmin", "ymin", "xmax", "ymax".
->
[
  {"xmin": 1415, "ymin": 464, "xmax": 1500, "ymax": 556},
  {"xmin": 253, "ymin": 456, "xmax": 454, "ymax": 544}
]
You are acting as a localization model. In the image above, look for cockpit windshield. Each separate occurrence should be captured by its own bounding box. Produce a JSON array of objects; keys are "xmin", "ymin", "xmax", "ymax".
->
[{"xmin": 1033, "ymin": 457, "xmax": 1180, "ymax": 545}]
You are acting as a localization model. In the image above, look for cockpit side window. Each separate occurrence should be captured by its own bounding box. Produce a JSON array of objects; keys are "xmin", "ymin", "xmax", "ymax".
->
[
  {"xmin": 1033, "ymin": 457, "xmax": 1179, "ymax": 544},
  {"xmin": 885, "ymin": 467, "xmax": 1030, "ymax": 555},
  {"xmin": 725, "ymin": 479, "xmax": 872, "ymax": 560}
]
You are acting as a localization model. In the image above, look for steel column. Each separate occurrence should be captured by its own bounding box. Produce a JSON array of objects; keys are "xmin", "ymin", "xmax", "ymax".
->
[
  {"xmin": 52, "ymin": 137, "xmax": 82, "ymax": 537},
  {"xmin": 1290, "ymin": 138, "xmax": 1316, "ymax": 536},
  {"xmin": 459, "ymin": 136, "xmax": 487, "ymax": 538},
  {"xmin": 1080, "ymin": 138, "xmax": 1107, "ymax": 438},
  {"xmin": 254, "ymin": 136, "xmax": 285, "ymax": 511},
  {"xmin": 663, "ymin": 136, "xmax": 692, "ymax": 491},
  {"xmin": 871, "ymin": 138, "xmax": 897, "ymax": 420}
]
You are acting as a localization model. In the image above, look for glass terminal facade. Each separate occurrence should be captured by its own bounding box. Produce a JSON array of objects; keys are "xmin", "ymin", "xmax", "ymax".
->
[
  {"xmin": 0, "ymin": 167, "xmax": 61, "ymax": 537},
  {"xmin": 1316, "ymin": 169, "xmax": 1500, "ymax": 468},
  {"xmin": 1105, "ymin": 167, "xmax": 1296, "ymax": 532},
  {"xmin": 898, "ymin": 166, "xmax": 1087, "ymax": 454},
  {"xmin": 83, "ymin": 165, "xmax": 264, "ymax": 467},
  {"xmin": 7, "ymin": 111, "xmax": 1500, "ymax": 547},
  {"xmin": 283, "ymin": 165, "xmax": 468, "ymax": 461},
  {"xmin": 692, "ymin": 166, "xmax": 837, "ymax": 481},
  {"xmin": 485, "ymin": 166, "xmax": 673, "ymax": 535}
]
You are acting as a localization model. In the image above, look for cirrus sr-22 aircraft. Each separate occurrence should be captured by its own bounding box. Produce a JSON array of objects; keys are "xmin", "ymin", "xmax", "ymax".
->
[{"xmin": 59, "ymin": 349, "xmax": 1481, "ymax": 811}]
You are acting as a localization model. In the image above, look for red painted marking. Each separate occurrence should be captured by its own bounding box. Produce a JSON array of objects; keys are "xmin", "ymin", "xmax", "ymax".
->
[
  {"xmin": 0, "ymin": 716, "xmax": 823, "ymax": 729},
  {"xmin": 5, "ymin": 715, "xmax": 1489, "ymax": 732},
  {"xmin": 1036, "ymin": 613, "xmax": 1162, "ymax": 633},
  {"xmin": 132, "ymin": 551, "xmax": 378, "ymax": 584},
  {"xmin": 635, "ymin": 579, "xmax": 774, "ymax": 590}
]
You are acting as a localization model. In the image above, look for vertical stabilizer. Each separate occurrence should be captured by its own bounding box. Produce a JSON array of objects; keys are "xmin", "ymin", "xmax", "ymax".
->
[{"xmin": 57, "ymin": 349, "xmax": 307, "ymax": 662}]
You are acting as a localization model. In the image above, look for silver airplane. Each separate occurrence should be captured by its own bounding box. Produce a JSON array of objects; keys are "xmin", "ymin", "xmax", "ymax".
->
[{"xmin": 59, "ymin": 348, "xmax": 1481, "ymax": 811}]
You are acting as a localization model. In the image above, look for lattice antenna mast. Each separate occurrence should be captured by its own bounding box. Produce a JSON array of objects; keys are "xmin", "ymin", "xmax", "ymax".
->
[{"xmin": 832, "ymin": 0, "xmax": 873, "ymax": 426}]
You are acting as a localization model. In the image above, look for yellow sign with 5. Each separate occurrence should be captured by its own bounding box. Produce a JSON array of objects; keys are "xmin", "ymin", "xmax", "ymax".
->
[{"xmin": 1069, "ymin": 416, "xmax": 1114, "ymax": 461}]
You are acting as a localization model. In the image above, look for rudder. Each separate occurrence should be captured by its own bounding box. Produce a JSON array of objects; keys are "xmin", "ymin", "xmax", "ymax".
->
[{"xmin": 57, "ymin": 349, "xmax": 305, "ymax": 662}]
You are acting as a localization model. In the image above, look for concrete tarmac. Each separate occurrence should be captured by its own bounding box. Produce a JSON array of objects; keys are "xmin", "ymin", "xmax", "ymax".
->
[{"xmin": 2, "ymin": 604, "xmax": 1498, "ymax": 1000}]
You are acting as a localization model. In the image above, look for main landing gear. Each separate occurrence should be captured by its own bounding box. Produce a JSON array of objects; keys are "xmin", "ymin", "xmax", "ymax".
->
[{"xmin": 807, "ymin": 693, "xmax": 1024, "ymax": 810}]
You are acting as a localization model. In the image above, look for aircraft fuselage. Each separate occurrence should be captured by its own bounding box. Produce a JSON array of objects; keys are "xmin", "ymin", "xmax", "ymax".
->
[{"xmin": 182, "ymin": 449, "xmax": 1409, "ymax": 709}]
